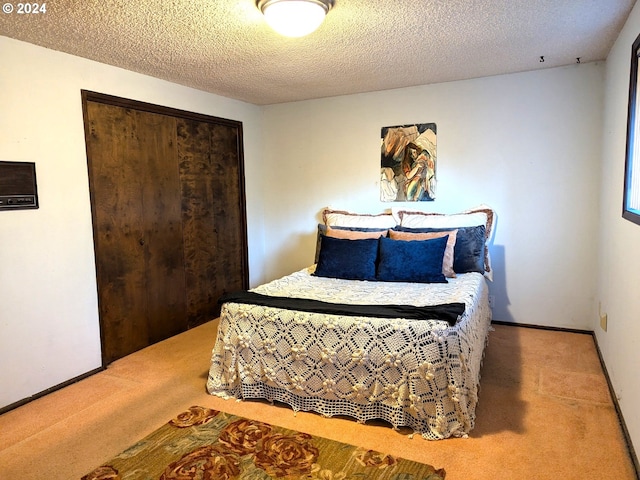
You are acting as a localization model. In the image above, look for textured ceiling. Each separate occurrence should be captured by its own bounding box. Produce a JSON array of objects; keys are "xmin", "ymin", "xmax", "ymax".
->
[{"xmin": 0, "ymin": 0, "xmax": 636, "ymax": 105}]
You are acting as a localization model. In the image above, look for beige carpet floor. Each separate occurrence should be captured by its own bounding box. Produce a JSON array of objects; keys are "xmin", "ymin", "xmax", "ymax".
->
[{"xmin": 0, "ymin": 321, "xmax": 636, "ymax": 479}]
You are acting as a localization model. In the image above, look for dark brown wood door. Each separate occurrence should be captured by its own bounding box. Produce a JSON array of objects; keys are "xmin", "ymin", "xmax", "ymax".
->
[
  {"xmin": 177, "ymin": 119, "xmax": 247, "ymax": 327},
  {"xmin": 83, "ymin": 92, "xmax": 248, "ymax": 365}
]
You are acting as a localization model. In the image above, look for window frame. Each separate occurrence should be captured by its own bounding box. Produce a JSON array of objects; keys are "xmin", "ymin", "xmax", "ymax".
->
[{"xmin": 623, "ymin": 32, "xmax": 640, "ymax": 226}]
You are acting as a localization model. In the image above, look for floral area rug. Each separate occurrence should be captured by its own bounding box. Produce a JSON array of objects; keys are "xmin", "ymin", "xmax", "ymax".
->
[{"xmin": 82, "ymin": 406, "xmax": 446, "ymax": 479}]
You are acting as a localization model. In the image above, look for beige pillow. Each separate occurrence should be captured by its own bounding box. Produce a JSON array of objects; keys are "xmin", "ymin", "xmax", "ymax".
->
[
  {"xmin": 326, "ymin": 226, "xmax": 388, "ymax": 240},
  {"xmin": 389, "ymin": 229, "xmax": 458, "ymax": 278},
  {"xmin": 322, "ymin": 208, "xmax": 397, "ymax": 229}
]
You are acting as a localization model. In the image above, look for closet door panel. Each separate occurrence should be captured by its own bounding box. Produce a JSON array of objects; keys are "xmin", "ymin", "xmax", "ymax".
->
[
  {"xmin": 84, "ymin": 90, "xmax": 248, "ymax": 364},
  {"xmin": 208, "ymin": 123, "xmax": 247, "ymax": 293},
  {"xmin": 177, "ymin": 119, "xmax": 245, "ymax": 327},
  {"xmin": 86, "ymin": 103, "xmax": 150, "ymax": 364},
  {"xmin": 136, "ymin": 111, "xmax": 188, "ymax": 344}
]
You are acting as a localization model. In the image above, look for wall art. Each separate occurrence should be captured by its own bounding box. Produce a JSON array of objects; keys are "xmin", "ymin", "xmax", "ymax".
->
[{"xmin": 380, "ymin": 123, "xmax": 437, "ymax": 202}]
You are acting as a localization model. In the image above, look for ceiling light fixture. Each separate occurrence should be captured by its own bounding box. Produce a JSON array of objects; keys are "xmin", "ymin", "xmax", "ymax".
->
[{"xmin": 257, "ymin": 0, "xmax": 335, "ymax": 38}]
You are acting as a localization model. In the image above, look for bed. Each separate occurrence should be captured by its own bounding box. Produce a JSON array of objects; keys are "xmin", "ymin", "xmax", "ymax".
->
[{"xmin": 207, "ymin": 206, "xmax": 495, "ymax": 440}]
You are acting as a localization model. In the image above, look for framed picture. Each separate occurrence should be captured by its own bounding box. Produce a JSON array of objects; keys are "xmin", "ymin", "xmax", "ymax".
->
[
  {"xmin": 623, "ymin": 33, "xmax": 640, "ymax": 225},
  {"xmin": 380, "ymin": 123, "xmax": 437, "ymax": 202}
]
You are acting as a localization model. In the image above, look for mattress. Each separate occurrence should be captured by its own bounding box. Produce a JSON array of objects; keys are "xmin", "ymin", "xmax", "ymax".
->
[{"xmin": 206, "ymin": 266, "xmax": 492, "ymax": 439}]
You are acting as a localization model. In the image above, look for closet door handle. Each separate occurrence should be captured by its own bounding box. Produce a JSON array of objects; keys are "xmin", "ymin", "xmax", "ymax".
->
[{"xmin": 139, "ymin": 239, "xmax": 145, "ymax": 246}]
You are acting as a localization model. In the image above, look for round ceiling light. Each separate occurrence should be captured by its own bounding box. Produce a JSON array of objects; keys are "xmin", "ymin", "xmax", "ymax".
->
[{"xmin": 257, "ymin": 0, "xmax": 335, "ymax": 38}]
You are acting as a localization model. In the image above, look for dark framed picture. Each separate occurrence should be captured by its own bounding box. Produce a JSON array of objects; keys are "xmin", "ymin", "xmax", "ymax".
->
[{"xmin": 380, "ymin": 123, "xmax": 436, "ymax": 202}]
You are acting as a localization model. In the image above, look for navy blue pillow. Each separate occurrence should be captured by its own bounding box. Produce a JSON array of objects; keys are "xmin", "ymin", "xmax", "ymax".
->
[
  {"xmin": 377, "ymin": 236, "xmax": 448, "ymax": 283},
  {"xmin": 315, "ymin": 224, "xmax": 387, "ymax": 263},
  {"xmin": 314, "ymin": 235, "xmax": 379, "ymax": 280},
  {"xmin": 393, "ymin": 225, "xmax": 485, "ymax": 274}
]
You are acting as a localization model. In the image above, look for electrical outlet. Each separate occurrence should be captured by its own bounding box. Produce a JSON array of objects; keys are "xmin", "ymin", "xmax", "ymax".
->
[
  {"xmin": 598, "ymin": 301, "xmax": 608, "ymax": 332},
  {"xmin": 600, "ymin": 313, "xmax": 608, "ymax": 332},
  {"xmin": 488, "ymin": 295, "xmax": 495, "ymax": 308}
]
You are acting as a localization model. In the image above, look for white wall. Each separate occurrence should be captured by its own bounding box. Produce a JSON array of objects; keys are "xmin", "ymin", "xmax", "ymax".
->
[
  {"xmin": 261, "ymin": 64, "xmax": 604, "ymax": 330},
  {"xmin": 0, "ymin": 36, "xmax": 265, "ymax": 408},
  {"xmin": 597, "ymin": 1, "xmax": 640, "ymax": 458}
]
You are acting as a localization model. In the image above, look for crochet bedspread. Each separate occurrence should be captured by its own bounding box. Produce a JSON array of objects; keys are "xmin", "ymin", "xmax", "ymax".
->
[{"xmin": 206, "ymin": 267, "xmax": 492, "ymax": 439}]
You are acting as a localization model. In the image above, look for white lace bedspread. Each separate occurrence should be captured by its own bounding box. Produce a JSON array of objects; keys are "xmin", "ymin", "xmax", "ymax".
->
[{"xmin": 206, "ymin": 267, "xmax": 492, "ymax": 439}]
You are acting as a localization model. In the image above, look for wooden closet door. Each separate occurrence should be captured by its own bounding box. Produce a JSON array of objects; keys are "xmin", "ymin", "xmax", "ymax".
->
[
  {"xmin": 136, "ymin": 110, "xmax": 188, "ymax": 345},
  {"xmin": 177, "ymin": 119, "xmax": 247, "ymax": 327},
  {"xmin": 85, "ymin": 102, "xmax": 188, "ymax": 364},
  {"xmin": 83, "ymin": 91, "xmax": 248, "ymax": 366}
]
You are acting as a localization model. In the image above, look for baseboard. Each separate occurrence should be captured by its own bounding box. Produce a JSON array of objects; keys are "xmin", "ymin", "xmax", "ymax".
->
[
  {"xmin": 492, "ymin": 320, "xmax": 639, "ymax": 479},
  {"xmin": 591, "ymin": 334, "xmax": 640, "ymax": 480},
  {"xmin": 0, "ymin": 366, "xmax": 105, "ymax": 416},
  {"xmin": 491, "ymin": 319, "xmax": 592, "ymax": 335}
]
